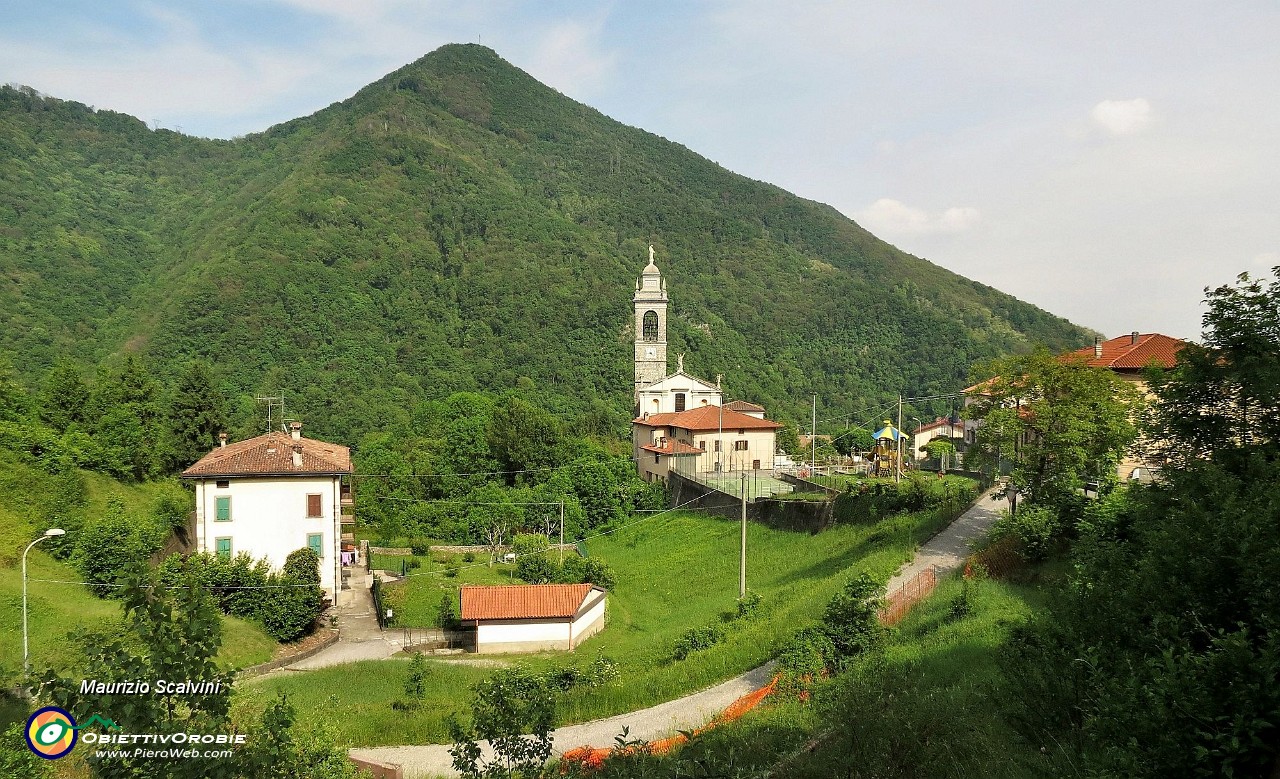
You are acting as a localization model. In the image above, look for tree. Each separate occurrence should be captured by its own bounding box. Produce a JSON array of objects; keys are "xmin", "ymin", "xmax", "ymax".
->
[
  {"xmin": 964, "ymin": 348, "xmax": 1141, "ymax": 513},
  {"xmin": 169, "ymin": 361, "xmax": 228, "ymax": 467},
  {"xmin": 1145, "ymin": 268, "xmax": 1280, "ymax": 467},
  {"xmin": 39, "ymin": 358, "xmax": 89, "ymax": 433},
  {"xmin": 832, "ymin": 426, "xmax": 875, "ymax": 457},
  {"xmin": 450, "ymin": 667, "xmax": 555, "ymax": 779},
  {"xmin": 38, "ymin": 560, "xmax": 235, "ymax": 777},
  {"xmin": 487, "ymin": 395, "xmax": 563, "ymax": 485},
  {"xmin": 776, "ymin": 423, "xmax": 800, "ymax": 455},
  {"xmin": 923, "ymin": 438, "xmax": 957, "ymax": 470}
]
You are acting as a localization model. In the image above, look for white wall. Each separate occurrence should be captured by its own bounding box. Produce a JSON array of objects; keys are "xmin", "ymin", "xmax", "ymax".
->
[
  {"xmin": 570, "ymin": 593, "xmax": 606, "ymax": 646},
  {"xmin": 476, "ymin": 619, "xmax": 571, "ymax": 654},
  {"xmin": 192, "ymin": 475, "xmax": 342, "ymax": 601}
]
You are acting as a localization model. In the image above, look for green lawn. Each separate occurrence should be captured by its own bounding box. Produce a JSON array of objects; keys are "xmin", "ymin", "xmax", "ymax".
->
[
  {"xmin": 247, "ymin": 501, "xmax": 969, "ymax": 747},
  {"xmin": 609, "ymin": 573, "xmax": 1048, "ymax": 778},
  {"xmin": 380, "ymin": 554, "xmax": 522, "ymax": 627}
]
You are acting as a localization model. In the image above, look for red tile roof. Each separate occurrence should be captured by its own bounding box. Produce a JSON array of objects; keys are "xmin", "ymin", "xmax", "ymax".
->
[
  {"xmin": 640, "ymin": 439, "xmax": 704, "ymax": 457},
  {"xmin": 460, "ymin": 584, "xmax": 604, "ymax": 621},
  {"xmin": 181, "ymin": 431, "xmax": 351, "ymax": 478},
  {"xmin": 634, "ymin": 404, "xmax": 782, "ymax": 431},
  {"xmin": 1065, "ymin": 333, "xmax": 1186, "ymax": 370},
  {"xmin": 724, "ymin": 399, "xmax": 765, "ymax": 413}
]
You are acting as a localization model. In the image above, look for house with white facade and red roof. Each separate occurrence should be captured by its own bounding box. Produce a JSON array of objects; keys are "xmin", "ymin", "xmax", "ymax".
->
[{"xmin": 180, "ymin": 422, "xmax": 352, "ymax": 604}]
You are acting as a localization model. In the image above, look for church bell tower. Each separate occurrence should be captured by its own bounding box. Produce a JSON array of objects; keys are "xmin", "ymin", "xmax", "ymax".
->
[{"xmin": 633, "ymin": 245, "xmax": 668, "ymax": 396}]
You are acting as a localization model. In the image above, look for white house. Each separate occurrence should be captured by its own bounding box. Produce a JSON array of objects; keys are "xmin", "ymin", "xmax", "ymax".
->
[
  {"xmin": 460, "ymin": 583, "xmax": 607, "ymax": 654},
  {"xmin": 181, "ymin": 422, "xmax": 352, "ymax": 604},
  {"xmin": 633, "ymin": 405, "xmax": 782, "ymax": 483}
]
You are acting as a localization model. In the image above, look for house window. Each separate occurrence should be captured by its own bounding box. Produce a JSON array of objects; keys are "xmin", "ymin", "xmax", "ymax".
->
[
  {"xmin": 698, "ymin": 441, "xmax": 705, "ymax": 450},
  {"xmin": 734, "ymin": 440, "xmax": 749, "ymax": 451},
  {"xmin": 674, "ymin": 393, "xmax": 686, "ymax": 412},
  {"xmin": 753, "ymin": 459, "xmax": 761, "ymax": 470},
  {"xmin": 215, "ymin": 480, "xmax": 230, "ymax": 489},
  {"xmin": 714, "ymin": 440, "xmax": 722, "ymax": 452},
  {"xmin": 215, "ymin": 537, "xmax": 232, "ymax": 560},
  {"xmin": 306, "ymin": 494, "xmax": 323, "ymax": 518},
  {"xmin": 307, "ymin": 533, "xmax": 324, "ymax": 558},
  {"xmin": 642, "ymin": 310, "xmax": 658, "ymax": 342},
  {"xmin": 215, "ymin": 496, "xmax": 231, "ymax": 522},
  {"xmin": 654, "ymin": 454, "xmax": 660, "ymax": 464}
]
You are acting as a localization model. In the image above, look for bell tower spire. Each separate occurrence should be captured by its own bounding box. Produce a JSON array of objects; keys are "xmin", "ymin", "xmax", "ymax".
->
[{"xmin": 634, "ymin": 245, "xmax": 669, "ymax": 397}]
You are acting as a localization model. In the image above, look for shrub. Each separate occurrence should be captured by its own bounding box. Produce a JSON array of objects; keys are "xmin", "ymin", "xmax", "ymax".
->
[
  {"xmin": 736, "ymin": 590, "xmax": 762, "ymax": 619},
  {"xmin": 993, "ymin": 504, "xmax": 1060, "ymax": 562},
  {"xmin": 393, "ymin": 653, "xmax": 433, "ymax": 710},
  {"xmin": 409, "ymin": 538, "xmax": 431, "ymax": 556},
  {"xmin": 462, "ymin": 551, "xmax": 476, "ymax": 563},
  {"xmin": 437, "ymin": 593, "xmax": 459, "ymax": 630},
  {"xmin": 823, "ymin": 573, "xmax": 884, "ymax": 662},
  {"xmin": 444, "ymin": 561, "xmax": 460, "ymax": 578},
  {"xmin": 777, "ymin": 627, "xmax": 837, "ymax": 694},
  {"xmin": 673, "ymin": 624, "xmax": 725, "ymax": 660}
]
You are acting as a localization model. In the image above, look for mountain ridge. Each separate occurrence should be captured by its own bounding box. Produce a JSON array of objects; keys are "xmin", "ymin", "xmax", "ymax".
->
[{"xmin": 0, "ymin": 43, "xmax": 1091, "ymax": 440}]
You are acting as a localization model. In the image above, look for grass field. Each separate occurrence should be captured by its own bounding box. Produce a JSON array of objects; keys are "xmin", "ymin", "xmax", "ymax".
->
[
  {"xmin": 613, "ymin": 572, "xmax": 1049, "ymax": 778},
  {"xmin": 0, "ymin": 454, "xmax": 278, "ymax": 731},
  {"xmin": 379, "ymin": 554, "xmax": 522, "ymax": 627},
  {"xmin": 247, "ymin": 499, "xmax": 971, "ymax": 747}
]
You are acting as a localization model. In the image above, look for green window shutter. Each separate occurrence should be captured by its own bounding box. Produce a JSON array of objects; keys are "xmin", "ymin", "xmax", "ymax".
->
[
  {"xmin": 307, "ymin": 534, "xmax": 323, "ymax": 557},
  {"xmin": 215, "ymin": 496, "xmax": 231, "ymax": 521},
  {"xmin": 215, "ymin": 538, "xmax": 232, "ymax": 559}
]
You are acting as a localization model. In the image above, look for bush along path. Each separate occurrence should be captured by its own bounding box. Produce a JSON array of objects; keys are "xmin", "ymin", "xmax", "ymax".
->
[{"xmin": 347, "ymin": 486, "xmax": 1004, "ymax": 779}]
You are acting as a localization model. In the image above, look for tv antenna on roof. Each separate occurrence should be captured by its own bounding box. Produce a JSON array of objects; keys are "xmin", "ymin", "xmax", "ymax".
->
[{"xmin": 253, "ymin": 392, "xmax": 294, "ymax": 434}]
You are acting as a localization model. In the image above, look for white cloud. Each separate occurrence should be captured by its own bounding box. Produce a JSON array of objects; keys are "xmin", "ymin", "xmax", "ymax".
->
[
  {"xmin": 855, "ymin": 199, "xmax": 982, "ymax": 235},
  {"xmin": 519, "ymin": 16, "xmax": 617, "ymax": 99},
  {"xmin": 1091, "ymin": 98, "xmax": 1153, "ymax": 136}
]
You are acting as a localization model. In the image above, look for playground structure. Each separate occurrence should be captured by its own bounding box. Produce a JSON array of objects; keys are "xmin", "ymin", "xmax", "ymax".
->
[{"xmin": 869, "ymin": 419, "xmax": 905, "ymax": 477}]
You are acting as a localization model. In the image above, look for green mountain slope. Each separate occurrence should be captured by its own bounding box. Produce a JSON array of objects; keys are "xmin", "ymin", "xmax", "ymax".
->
[{"xmin": 0, "ymin": 44, "xmax": 1090, "ymax": 439}]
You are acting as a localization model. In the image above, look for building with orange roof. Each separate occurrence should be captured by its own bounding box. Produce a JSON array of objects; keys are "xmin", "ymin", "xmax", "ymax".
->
[
  {"xmin": 633, "ymin": 404, "xmax": 783, "ymax": 483},
  {"xmin": 961, "ymin": 331, "xmax": 1188, "ymax": 482},
  {"xmin": 181, "ymin": 422, "xmax": 351, "ymax": 603},
  {"xmin": 460, "ymin": 584, "xmax": 606, "ymax": 653}
]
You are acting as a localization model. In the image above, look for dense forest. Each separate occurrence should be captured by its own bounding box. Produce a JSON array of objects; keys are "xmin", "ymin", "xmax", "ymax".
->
[{"xmin": 0, "ymin": 44, "xmax": 1090, "ymax": 443}]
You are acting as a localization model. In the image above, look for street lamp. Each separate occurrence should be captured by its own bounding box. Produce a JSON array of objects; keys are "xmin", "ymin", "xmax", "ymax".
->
[{"xmin": 23, "ymin": 528, "xmax": 65, "ymax": 673}]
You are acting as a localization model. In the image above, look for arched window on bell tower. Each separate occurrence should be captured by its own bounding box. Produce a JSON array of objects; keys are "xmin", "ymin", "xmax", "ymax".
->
[{"xmin": 642, "ymin": 310, "xmax": 659, "ymax": 342}]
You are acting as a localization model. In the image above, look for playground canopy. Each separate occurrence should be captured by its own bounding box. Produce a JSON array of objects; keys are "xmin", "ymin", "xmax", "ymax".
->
[{"xmin": 874, "ymin": 420, "xmax": 905, "ymax": 441}]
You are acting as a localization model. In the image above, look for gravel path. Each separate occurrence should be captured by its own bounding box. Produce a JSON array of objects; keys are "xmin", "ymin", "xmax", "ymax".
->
[{"xmin": 348, "ymin": 485, "xmax": 1004, "ymax": 779}]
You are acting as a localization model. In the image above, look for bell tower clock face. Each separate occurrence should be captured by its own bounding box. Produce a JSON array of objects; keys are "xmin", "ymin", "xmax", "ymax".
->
[{"xmin": 645, "ymin": 347, "xmax": 656, "ymax": 359}]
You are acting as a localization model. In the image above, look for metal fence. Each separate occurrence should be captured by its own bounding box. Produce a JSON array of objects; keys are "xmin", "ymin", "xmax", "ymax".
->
[{"xmin": 370, "ymin": 574, "xmax": 386, "ymax": 630}]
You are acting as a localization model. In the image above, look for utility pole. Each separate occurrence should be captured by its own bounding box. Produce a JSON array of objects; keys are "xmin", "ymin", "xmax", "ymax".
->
[
  {"xmin": 896, "ymin": 394, "xmax": 903, "ymax": 484},
  {"xmin": 811, "ymin": 393, "xmax": 817, "ymax": 473},
  {"xmin": 740, "ymin": 472, "xmax": 747, "ymax": 599},
  {"xmin": 559, "ymin": 502, "xmax": 565, "ymax": 565}
]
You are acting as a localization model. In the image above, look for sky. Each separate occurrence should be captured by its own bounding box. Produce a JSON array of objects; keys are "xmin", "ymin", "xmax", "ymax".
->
[{"xmin": 3, "ymin": 1, "xmax": 1278, "ymax": 341}]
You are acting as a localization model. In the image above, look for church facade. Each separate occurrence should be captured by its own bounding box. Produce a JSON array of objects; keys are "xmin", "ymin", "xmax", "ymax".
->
[{"xmin": 629, "ymin": 248, "xmax": 780, "ymax": 483}]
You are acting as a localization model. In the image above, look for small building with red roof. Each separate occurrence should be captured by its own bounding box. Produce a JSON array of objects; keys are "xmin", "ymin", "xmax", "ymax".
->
[
  {"xmin": 181, "ymin": 422, "xmax": 351, "ymax": 604},
  {"xmin": 460, "ymin": 583, "xmax": 607, "ymax": 653}
]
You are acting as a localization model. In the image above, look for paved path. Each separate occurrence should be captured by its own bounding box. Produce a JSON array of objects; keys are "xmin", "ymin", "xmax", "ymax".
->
[
  {"xmin": 348, "ymin": 486, "xmax": 1004, "ymax": 779},
  {"xmin": 255, "ymin": 567, "xmax": 403, "ymax": 678}
]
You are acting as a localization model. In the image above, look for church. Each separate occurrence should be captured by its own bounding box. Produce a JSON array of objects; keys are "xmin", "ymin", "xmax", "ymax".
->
[{"xmin": 629, "ymin": 247, "xmax": 781, "ymax": 483}]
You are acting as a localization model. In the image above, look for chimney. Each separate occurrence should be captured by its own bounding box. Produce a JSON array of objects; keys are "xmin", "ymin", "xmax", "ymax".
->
[
  {"xmin": 291, "ymin": 444, "xmax": 303, "ymax": 468},
  {"xmin": 1131, "ymin": 331, "xmax": 1140, "ymax": 345},
  {"xmin": 218, "ymin": 432, "xmax": 227, "ymax": 449},
  {"xmin": 1093, "ymin": 335, "xmax": 1103, "ymax": 358},
  {"xmin": 290, "ymin": 421, "xmax": 302, "ymax": 441}
]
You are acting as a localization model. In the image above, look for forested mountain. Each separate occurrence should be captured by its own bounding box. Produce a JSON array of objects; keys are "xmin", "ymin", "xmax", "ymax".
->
[{"xmin": 0, "ymin": 44, "xmax": 1090, "ymax": 441}]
